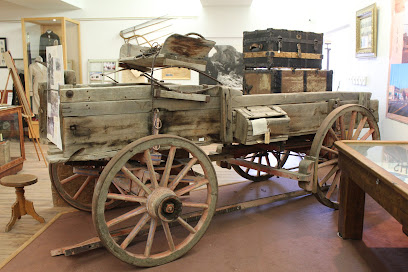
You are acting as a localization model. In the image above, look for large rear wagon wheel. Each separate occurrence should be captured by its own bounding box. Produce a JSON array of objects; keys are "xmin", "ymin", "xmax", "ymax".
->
[
  {"xmin": 310, "ymin": 104, "xmax": 380, "ymax": 209},
  {"xmin": 50, "ymin": 163, "xmax": 120, "ymax": 212},
  {"xmin": 93, "ymin": 135, "xmax": 218, "ymax": 267}
]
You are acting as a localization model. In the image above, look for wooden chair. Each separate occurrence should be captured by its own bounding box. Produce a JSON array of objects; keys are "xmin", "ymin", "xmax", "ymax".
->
[{"xmin": 0, "ymin": 174, "xmax": 45, "ymax": 232}]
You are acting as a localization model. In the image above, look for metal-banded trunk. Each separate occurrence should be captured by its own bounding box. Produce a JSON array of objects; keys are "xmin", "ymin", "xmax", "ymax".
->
[{"xmin": 243, "ymin": 28, "xmax": 323, "ymax": 69}]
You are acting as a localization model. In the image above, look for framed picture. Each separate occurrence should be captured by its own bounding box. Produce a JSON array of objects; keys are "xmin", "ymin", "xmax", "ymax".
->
[
  {"xmin": 356, "ymin": 4, "xmax": 377, "ymax": 58},
  {"xmin": 88, "ymin": 59, "xmax": 118, "ymax": 84},
  {"xmin": 0, "ymin": 38, "xmax": 7, "ymax": 68}
]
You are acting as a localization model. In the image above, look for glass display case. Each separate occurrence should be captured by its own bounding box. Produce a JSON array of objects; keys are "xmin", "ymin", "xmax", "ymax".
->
[
  {"xmin": 0, "ymin": 106, "xmax": 25, "ymax": 178},
  {"xmin": 335, "ymin": 140, "xmax": 408, "ymax": 239},
  {"xmin": 21, "ymin": 17, "xmax": 82, "ymax": 102}
]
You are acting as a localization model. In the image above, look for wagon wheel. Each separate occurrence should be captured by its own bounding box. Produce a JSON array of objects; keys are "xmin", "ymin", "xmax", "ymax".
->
[
  {"xmin": 93, "ymin": 135, "xmax": 218, "ymax": 267},
  {"xmin": 231, "ymin": 150, "xmax": 290, "ymax": 182},
  {"xmin": 50, "ymin": 163, "xmax": 120, "ymax": 212},
  {"xmin": 310, "ymin": 104, "xmax": 380, "ymax": 209}
]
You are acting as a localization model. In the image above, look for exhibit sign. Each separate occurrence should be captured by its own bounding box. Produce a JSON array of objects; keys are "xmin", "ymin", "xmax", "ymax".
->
[
  {"xmin": 46, "ymin": 45, "xmax": 63, "ymax": 149},
  {"xmin": 387, "ymin": 0, "xmax": 408, "ymax": 124}
]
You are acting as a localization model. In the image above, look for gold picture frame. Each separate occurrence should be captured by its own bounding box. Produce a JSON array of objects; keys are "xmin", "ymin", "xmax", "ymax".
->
[{"xmin": 356, "ymin": 3, "xmax": 378, "ymax": 58}]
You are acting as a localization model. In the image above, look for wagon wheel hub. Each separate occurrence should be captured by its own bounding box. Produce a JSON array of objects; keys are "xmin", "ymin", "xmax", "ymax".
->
[{"xmin": 146, "ymin": 187, "xmax": 182, "ymax": 222}]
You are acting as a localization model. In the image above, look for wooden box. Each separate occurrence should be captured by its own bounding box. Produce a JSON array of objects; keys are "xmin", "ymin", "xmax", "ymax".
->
[
  {"xmin": 243, "ymin": 28, "xmax": 323, "ymax": 69},
  {"xmin": 234, "ymin": 106, "xmax": 290, "ymax": 145},
  {"xmin": 243, "ymin": 69, "xmax": 333, "ymax": 94}
]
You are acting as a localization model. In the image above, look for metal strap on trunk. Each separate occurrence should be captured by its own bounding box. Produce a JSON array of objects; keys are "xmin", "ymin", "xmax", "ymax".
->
[{"xmin": 243, "ymin": 51, "xmax": 322, "ymax": 60}]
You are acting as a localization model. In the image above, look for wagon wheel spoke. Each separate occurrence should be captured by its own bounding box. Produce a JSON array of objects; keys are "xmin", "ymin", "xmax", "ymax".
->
[
  {"xmin": 328, "ymin": 128, "xmax": 339, "ymax": 142},
  {"xmin": 245, "ymin": 154, "xmax": 257, "ymax": 174},
  {"xmin": 352, "ymin": 116, "xmax": 368, "ymax": 140},
  {"xmin": 107, "ymin": 193, "xmax": 147, "ymax": 203},
  {"xmin": 121, "ymin": 166, "xmax": 152, "ymax": 195},
  {"xmin": 326, "ymin": 170, "xmax": 341, "ymax": 199},
  {"xmin": 60, "ymin": 173, "xmax": 82, "ymax": 185},
  {"xmin": 257, "ymin": 155, "xmax": 262, "ymax": 177},
  {"xmin": 120, "ymin": 213, "xmax": 151, "ymax": 250},
  {"xmin": 144, "ymin": 219, "xmax": 157, "ymax": 257},
  {"xmin": 144, "ymin": 150, "xmax": 159, "ymax": 189},
  {"xmin": 182, "ymin": 201, "xmax": 209, "ymax": 209},
  {"xmin": 162, "ymin": 221, "xmax": 175, "ymax": 252},
  {"xmin": 177, "ymin": 217, "xmax": 197, "ymax": 234},
  {"xmin": 347, "ymin": 111, "xmax": 357, "ymax": 140},
  {"xmin": 319, "ymin": 165, "xmax": 339, "ymax": 187},
  {"xmin": 360, "ymin": 128, "xmax": 375, "ymax": 140},
  {"xmin": 265, "ymin": 154, "xmax": 272, "ymax": 167},
  {"xmin": 175, "ymin": 179, "xmax": 209, "ymax": 196},
  {"xmin": 317, "ymin": 158, "xmax": 338, "ymax": 168},
  {"xmin": 106, "ymin": 206, "xmax": 147, "ymax": 228},
  {"xmin": 320, "ymin": 145, "xmax": 339, "ymax": 155},
  {"xmin": 160, "ymin": 146, "xmax": 177, "ymax": 187},
  {"xmin": 339, "ymin": 115, "xmax": 346, "ymax": 140},
  {"xmin": 72, "ymin": 176, "xmax": 93, "ymax": 200},
  {"xmin": 169, "ymin": 157, "xmax": 198, "ymax": 191}
]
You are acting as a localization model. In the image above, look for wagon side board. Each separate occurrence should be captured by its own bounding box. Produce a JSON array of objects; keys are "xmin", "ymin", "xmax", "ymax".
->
[{"xmin": 52, "ymin": 82, "xmax": 379, "ymax": 162}]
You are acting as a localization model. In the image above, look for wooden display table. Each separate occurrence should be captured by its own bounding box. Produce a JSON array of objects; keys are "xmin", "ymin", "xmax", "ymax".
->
[{"xmin": 335, "ymin": 140, "xmax": 408, "ymax": 239}]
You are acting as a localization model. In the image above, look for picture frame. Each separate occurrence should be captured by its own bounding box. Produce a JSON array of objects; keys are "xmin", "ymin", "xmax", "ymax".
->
[
  {"xmin": 356, "ymin": 3, "xmax": 378, "ymax": 58},
  {"xmin": 0, "ymin": 38, "xmax": 7, "ymax": 68},
  {"xmin": 88, "ymin": 59, "xmax": 118, "ymax": 84}
]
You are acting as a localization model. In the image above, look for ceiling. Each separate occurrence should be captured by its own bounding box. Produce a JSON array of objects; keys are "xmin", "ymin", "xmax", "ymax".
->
[
  {"xmin": 0, "ymin": 0, "xmax": 83, "ymax": 10},
  {"xmin": 200, "ymin": 0, "xmax": 252, "ymax": 6}
]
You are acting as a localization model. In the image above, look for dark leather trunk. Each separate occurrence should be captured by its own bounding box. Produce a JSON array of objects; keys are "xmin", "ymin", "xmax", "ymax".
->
[{"xmin": 243, "ymin": 28, "xmax": 323, "ymax": 69}]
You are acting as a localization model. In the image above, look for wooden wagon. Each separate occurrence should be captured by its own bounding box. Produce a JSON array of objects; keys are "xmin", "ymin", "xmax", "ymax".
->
[
  {"xmin": 47, "ymin": 81, "xmax": 379, "ymax": 266},
  {"xmin": 45, "ymin": 33, "xmax": 380, "ymax": 267}
]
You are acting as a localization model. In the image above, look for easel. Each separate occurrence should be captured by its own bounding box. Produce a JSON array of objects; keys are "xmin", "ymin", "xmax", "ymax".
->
[
  {"xmin": 0, "ymin": 70, "xmax": 11, "ymax": 104},
  {"xmin": 2, "ymin": 51, "xmax": 47, "ymax": 167}
]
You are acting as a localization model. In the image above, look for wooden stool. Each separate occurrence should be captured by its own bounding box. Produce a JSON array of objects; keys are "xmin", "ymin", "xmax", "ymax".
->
[{"xmin": 0, "ymin": 174, "xmax": 45, "ymax": 232}]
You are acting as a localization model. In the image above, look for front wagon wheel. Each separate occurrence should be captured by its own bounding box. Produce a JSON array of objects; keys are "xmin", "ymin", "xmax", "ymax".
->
[{"xmin": 92, "ymin": 135, "xmax": 218, "ymax": 267}]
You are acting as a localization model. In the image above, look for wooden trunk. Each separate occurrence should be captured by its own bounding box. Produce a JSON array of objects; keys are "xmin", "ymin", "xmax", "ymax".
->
[
  {"xmin": 243, "ymin": 69, "xmax": 333, "ymax": 94},
  {"xmin": 243, "ymin": 28, "xmax": 323, "ymax": 69}
]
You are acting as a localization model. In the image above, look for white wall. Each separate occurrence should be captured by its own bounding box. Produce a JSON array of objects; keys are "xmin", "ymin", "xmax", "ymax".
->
[
  {"xmin": 325, "ymin": 0, "xmax": 408, "ymax": 140},
  {"xmin": 0, "ymin": 0, "xmax": 407, "ymax": 139}
]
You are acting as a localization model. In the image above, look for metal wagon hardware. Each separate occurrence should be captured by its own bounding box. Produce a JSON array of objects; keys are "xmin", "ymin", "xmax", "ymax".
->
[{"xmin": 48, "ymin": 33, "xmax": 380, "ymax": 267}]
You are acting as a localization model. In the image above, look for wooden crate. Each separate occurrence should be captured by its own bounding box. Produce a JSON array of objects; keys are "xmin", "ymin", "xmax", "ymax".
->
[
  {"xmin": 243, "ymin": 28, "xmax": 323, "ymax": 69},
  {"xmin": 234, "ymin": 106, "xmax": 290, "ymax": 145},
  {"xmin": 243, "ymin": 69, "xmax": 333, "ymax": 94}
]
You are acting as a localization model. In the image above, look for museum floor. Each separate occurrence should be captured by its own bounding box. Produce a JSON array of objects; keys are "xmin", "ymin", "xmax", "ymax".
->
[{"xmin": 0, "ymin": 139, "xmax": 407, "ymax": 271}]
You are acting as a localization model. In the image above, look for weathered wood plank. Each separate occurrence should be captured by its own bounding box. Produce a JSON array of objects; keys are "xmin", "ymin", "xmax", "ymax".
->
[
  {"xmin": 154, "ymin": 89, "xmax": 210, "ymax": 102},
  {"xmin": 153, "ymin": 97, "xmax": 220, "ymax": 111},
  {"xmin": 279, "ymin": 102, "xmax": 329, "ymax": 136},
  {"xmin": 160, "ymin": 109, "xmax": 221, "ymax": 140},
  {"xmin": 220, "ymin": 88, "xmax": 234, "ymax": 143},
  {"xmin": 232, "ymin": 92, "xmax": 365, "ymax": 107},
  {"xmin": 61, "ymin": 113, "xmax": 151, "ymax": 158},
  {"xmin": 60, "ymin": 85, "xmax": 152, "ymax": 103},
  {"xmin": 61, "ymin": 100, "xmax": 152, "ymax": 117}
]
